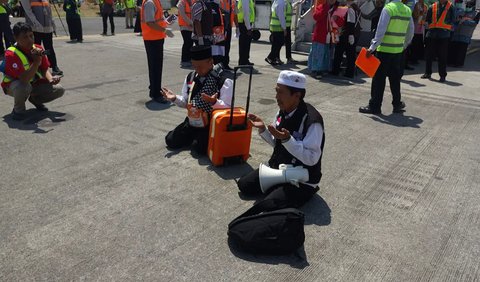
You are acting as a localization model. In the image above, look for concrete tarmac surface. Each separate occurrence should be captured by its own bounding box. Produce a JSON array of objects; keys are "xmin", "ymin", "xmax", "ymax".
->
[{"xmin": 1, "ymin": 19, "xmax": 480, "ymax": 281}]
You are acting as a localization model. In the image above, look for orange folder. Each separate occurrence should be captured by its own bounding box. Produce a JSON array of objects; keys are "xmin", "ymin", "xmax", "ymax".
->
[{"xmin": 355, "ymin": 48, "xmax": 381, "ymax": 78}]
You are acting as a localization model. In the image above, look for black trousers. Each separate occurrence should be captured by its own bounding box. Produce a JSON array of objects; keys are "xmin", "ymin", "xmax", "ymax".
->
[
  {"xmin": 144, "ymin": 39, "xmax": 164, "ymax": 99},
  {"xmin": 165, "ymin": 117, "xmax": 210, "ymax": 154},
  {"xmin": 33, "ymin": 32, "xmax": 58, "ymax": 69},
  {"xmin": 425, "ymin": 37, "xmax": 449, "ymax": 78},
  {"xmin": 223, "ymin": 25, "xmax": 232, "ymax": 66},
  {"xmin": 238, "ymin": 22, "xmax": 253, "ymax": 65},
  {"xmin": 180, "ymin": 30, "xmax": 193, "ymax": 63},
  {"xmin": 284, "ymin": 26, "xmax": 292, "ymax": 60},
  {"xmin": 267, "ymin": 31, "xmax": 284, "ymax": 61},
  {"xmin": 410, "ymin": 33, "xmax": 424, "ymax": 62},
  {"xmin": 369, "ymin": 51, "xmax": 404, "ymax": 111},
  {"xmin": 332, "ymin": 37, "xmax": 356, "ymax": 77},
  {"xmin": 237, "ymin": 169, "xmax": 319, "ymax": 209},
  {"xmin": 0, "ymin": 15, "xmax": 14, "ymax": 55},
  {"xmin": 102, "ymin": 13, "xmax": 115, "ymax": 34},
  {"xmin": 66, "ymin": 17, "xmax": 83, "ymax": 41},
  {"xmin": 134, "ymin": 11, "xmax": 142, "ymax": 33}
]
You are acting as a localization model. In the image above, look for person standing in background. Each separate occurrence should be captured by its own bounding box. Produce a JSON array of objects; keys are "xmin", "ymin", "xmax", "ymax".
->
[
  {"xmin": 21, "ymin": 0, "xmax": 63, "ymax": 76},
  {"xmin": 134, "ymin": 0, "xmax": 142, "ymax": 33},
  {"xmin": 410, "ymin": 0, "xmax": 427, "ymax": 64},
  {"xmin": 0, "ymin": 0, "xmax": 14, "ymax": 59},
  {"xmin": 63, "ymin": 0, "xmax": 83, "ymax": 42},
  {"xmin": 177, "ymin": 0, "xmax": 194, "ymax": 67},
  {"xmin": 421, "ymin": 0, "xmax": 455, "ymax": 82},
  {"xmin": 101, "ymin": 0, "xmax": 115, "ymax": 35},
  {"xmin": 220, "ymin": 0, "xmax": 236, "ymax": 70},
  {"xmin": 237, "ymin": 0, "xmax": 255, "ymax": 65},
  {"xmin": 141, "ymin": 0, "xmax": 173, "ymax": 103},
  {"xmin": 125, "ymin": 0, "xmax": 135, "ymax": 28}
]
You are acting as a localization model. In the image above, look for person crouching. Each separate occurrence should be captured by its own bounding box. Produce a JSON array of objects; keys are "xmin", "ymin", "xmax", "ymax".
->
[
  {"xmin": 2, "ymin": 22, "xmax": 64, "ymax": 121},
  {"xmin": 162, "ymin": 45, "xmax": 233, "ymax": 155}
]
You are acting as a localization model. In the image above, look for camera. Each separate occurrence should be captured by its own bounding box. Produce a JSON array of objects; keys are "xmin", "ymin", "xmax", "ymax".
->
[{"xmin": 31, "ymin": 49, "xmax": 51, "ymax": 56}]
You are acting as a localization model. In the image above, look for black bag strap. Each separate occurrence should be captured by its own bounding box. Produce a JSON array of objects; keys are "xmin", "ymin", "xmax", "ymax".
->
[
  {"xmin": 228, "ymin": 66, "xmax": 253, "ymax": 131},
  {"xmin": 234, "ymin": 198, "xmax": 285, "ymax": 221}
]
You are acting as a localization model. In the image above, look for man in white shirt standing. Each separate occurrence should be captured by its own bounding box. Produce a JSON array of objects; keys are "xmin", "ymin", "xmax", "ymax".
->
[{"xmin": 238, "ymin": 70, "xmax": 325, "ymax": 208}]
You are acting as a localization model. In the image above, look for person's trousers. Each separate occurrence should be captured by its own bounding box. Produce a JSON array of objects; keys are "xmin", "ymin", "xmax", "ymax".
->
[
  {"xmin": 134, "ymin": 11, "xmax": 142, "ymax": 33},
  {"xmin": 284, "ymin": 26, "xmax": 293, "ymax": 59},
  {"xmin": 425, "ymin": 37, "xmax": 449, "ymax": 78},
  {"xmin": 332, "ymin": 38, "xmax": 356, "ymax": 77},
  {"xmin": 267, "ymin": 31, "xmax": 285, "ymax": 61},
  {"xmin": 66, "ymin": 17, "xmax": 83, "ymax": 41},
  {"xmin": 223, "ymin": 25, "xmax": 232, "ymax": 66},
  {"xmin": 411, "ymin": 33, "xmax": 424, "ymax": 62},
  {"xmin": 144, "ymin": 39, "xmax": 164, "ymax": 99},
  {"xmin": 0, "ymin": 15, "xmax": 14, "ymax": 55},
  {"xmin": 238, "ymin": 22, "xmax": 253, "ymax": 64},
  {"xmin": 237, "ymin": 168, "xmax": 319, "ymax": 209},
  {"xmin": 102, "ymin": 13, "xmax": 115, "ymax": 34},
  {"xmin": 6, "ymin": 81, "xmax": 65, "ymax": 112},
  {"xmin": 180, "ymin": 30, "xmax": 193, "ymax": 63},
  {"xmin": 125, "ymin": 8, "xmax": 135, "ymax": 27},
  {"xmin": 369, "ymin": 51, "xmax": 404, "ymax": 110},
  {"xmin": 33, "ymin": 32, "xmax": 58, "ymax": 69},
  {"xmin": 165, "ymin": 117, "xmax": 210, "ymax": 154}
]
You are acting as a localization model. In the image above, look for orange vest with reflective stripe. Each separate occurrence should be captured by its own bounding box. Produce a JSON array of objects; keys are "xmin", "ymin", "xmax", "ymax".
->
[
  {"xmin": 141, "ymin": 0, "xmax": 167, "ymax": 40},
  {"xmin": 220, "ymin": 0, "xmax": 235, "ymax": 25},
  {"xmin": 30, "ymin": 0, "xmax": 49, "ymax": 7},
  {"xmin": 428, "ymin": 1, "xmax": 452, "ymax": 30},
  {"xmin": 178, "ymin": 0, "xmax": 192, "ymax": 27}
]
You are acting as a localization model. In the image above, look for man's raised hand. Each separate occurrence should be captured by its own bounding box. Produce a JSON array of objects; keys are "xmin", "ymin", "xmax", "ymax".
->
[{"xmin": 267, "ymin": 125, "xmax": 291, "ymax": 141}]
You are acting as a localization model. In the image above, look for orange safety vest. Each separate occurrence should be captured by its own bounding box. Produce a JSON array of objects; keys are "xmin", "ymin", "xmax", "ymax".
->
[
  {"xmin": 178, "ymin": 0, "xmax": 192, "ymax": 27},
  {"xmin": 141, "ymin": 0, "xmax": 167, "ymax": 40},
  {"xmin": 30, "ymin": 0, "xmax": 49, "ymax": 7},
  {"xmin": 220, "ymin": 0, "xmax": 235, "ymax": 25},
  {"xmin": 428, "ymin": 1, "xmax": 452, "ymax": 30}
]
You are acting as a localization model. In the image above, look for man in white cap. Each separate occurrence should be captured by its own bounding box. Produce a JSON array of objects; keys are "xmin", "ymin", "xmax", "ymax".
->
[{"xmin": 237, "ymin": 70, "xmax": 325, "ymax": 209}]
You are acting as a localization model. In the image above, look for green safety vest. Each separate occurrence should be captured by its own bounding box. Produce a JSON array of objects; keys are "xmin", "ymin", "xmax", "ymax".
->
[
  {"xmin": 377, "ymin": 2, "xmax": 412, "ymax": 54},
  {"xmin": 270, "ymin": 0, "xmax": 292, "ymax": 32},
  {"xmin": 237, "ymin": 0, "xmax": 255, "ymax": 23},
  {"xmin": 65, "ymin": 0, "xmax": 81, "ymax": 15},
  {"xmin": 2, "ymin": 46, "xmax": 43, "ymax": 85},
  {"xmin": 125, "ymin": 0, "xmax": 135, "ymax": 8}
]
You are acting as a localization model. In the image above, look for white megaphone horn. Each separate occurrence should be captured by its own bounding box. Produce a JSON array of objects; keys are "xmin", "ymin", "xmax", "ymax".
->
[{"xmin": 259, "ymin": 163, "xmax": 309, "ymax": 194}]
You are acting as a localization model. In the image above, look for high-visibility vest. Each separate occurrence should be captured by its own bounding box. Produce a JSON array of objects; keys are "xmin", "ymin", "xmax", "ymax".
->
[
  {"xmin": 125, "ymin": 0, "xmax": 135, "ymax": 8},
  {"xmin": 2, "ymin": 46, "xmax": 43, "ymax": 85},
  {"xmin": 220, "ymin": 0, "xmax": 235, "ymax": 25},
  {"xmin": 428, "ymin": 1, "xmax": 452, "ymax": 30},
  {"xmin": 270, "ymin": 0, "xmax": 292, "ymax": 31},
  {"xmin": 377, "ymin": 1, "xmax": 412, "ymax": 53},
  {"xmin": 237, "ymin": 0, "xmax": 255, "ymax": 23},
  {"xmin": 0, "ymin": 4, "xmax": 7, "ymax": 14},
  {"xmin": 65, "ymin": 0, "xmax": 81, "ymax": 15},
  {"xmin": 178, "ymin": 0, "xmax": 192, "ymax": 27},
  {"xmin": 141, "ymin": 0, "xmax": 167, "ymax": 40}
]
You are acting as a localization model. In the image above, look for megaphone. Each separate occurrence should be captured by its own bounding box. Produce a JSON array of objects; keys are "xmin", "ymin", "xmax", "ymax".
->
[{"xmin": 259, "ymin": 163, "xmax": 309, "ymax": 194}]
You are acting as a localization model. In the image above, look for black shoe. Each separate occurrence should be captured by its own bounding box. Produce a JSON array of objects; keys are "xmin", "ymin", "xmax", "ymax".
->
[
  {"xmin": 33, "ymin": 103, "xmax": 48, "ymax": 112},
  {"xmin": 405, "ymin": 65, "xmax": 414, "ymax": 70},
  {"xmin": 439, "ymin": 77, "xmax": 446, "ymax": 83},
  {"xmin": 343, "ymin": 73, "xmax": 354, "ymax": 79},
  {"xmin": 359, "ymin": 106, "xmax": 381, "ymax": 115},
  {"xmin": 421, "ymin": 73, "xmax": 431, "ymax": 79},
  {"xmin": 246, "ymin": 61, "xmax": 254, "ymax": 66},
  {"xmin": 273, "ymin": 59, "xmax": 284, "ymax": 65},
  {"xmin": 11, "ymin": 109, "xmax": 27, "ymax": 120},
  {"xmin": 101, "ymin": 33, "xmax": 107, "ymax": 36},
  {"xmin": 52, "ymin": 67, "xmax": 63, "ymax": 76},
  {"xmin": 153, "ymin": 96, "xmax": 169, "ymax": 104},
  {"xmin": 329, "ymin": 71, "xmax": 339, "ymax": 76},
  {"xmin": 265, "ymin": 57, "xmax": 275, "ymax": 65},
  {"xmin": 286, "ymin": 58, "xmax": 299, "ymax": 64},
  {"xmin": 112, "ymin": 33, "xmax": 115, "ymax": 36},
  {"xmin": 223, "ymin": 64, "xmax": 233, "ymax": 71},
  {"xmin": 393, "ymin": 101, "xmax": 406, "ymax": 113}
]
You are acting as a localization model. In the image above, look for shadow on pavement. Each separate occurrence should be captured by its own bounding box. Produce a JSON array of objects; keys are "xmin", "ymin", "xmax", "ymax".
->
[
  {"xmin": 2, "ymin": 110, "xmax": 70, "ymax": 133},
  {"xmin": 144, "ymin": 100, "xmax": 173, "ymax": 111},
  {"xmin": 228, "ymin": 237, "xmax": 311, "ymax": 268},
  {"xmin": 369, "ymin": 112, "xmax": 423, "ymax": 128}
]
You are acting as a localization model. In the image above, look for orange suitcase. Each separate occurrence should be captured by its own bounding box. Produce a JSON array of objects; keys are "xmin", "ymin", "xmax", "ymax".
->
[{"xmin": 208, "ymin": 66, "xmax": 254, "ymax": 166}]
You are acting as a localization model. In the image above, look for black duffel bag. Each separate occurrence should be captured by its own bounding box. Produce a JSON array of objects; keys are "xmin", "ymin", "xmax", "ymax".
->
[{"xmin": 228, "ymin": 199, "xmax": 305, "ymax": 255}]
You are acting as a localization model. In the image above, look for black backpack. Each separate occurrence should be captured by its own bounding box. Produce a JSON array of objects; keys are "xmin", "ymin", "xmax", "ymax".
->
[{"xmin": 228, "ymin": 199, "xmax": 305, "ymax": 255}]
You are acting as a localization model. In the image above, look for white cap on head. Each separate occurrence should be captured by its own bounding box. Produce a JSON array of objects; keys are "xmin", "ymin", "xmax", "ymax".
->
[{"xmin": 277, "ymin": 70, "xmax": 307, "ymax": 90}]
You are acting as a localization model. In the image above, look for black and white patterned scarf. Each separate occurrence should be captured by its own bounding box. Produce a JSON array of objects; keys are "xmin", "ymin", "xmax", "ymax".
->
[{"xmin": 189, "ymin": 72, "xmax": 221, "ymax": 114}]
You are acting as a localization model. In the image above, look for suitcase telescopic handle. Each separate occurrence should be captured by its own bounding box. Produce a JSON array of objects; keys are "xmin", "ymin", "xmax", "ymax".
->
[{"xmin": 228, "ymin": 65, "xmax": 253, "ymax": 131}]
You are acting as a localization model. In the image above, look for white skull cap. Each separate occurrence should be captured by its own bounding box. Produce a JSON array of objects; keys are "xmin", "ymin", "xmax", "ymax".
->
[{"xmin": 277, "ymin": 70, "xmax": 307, "ymax": 89}]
